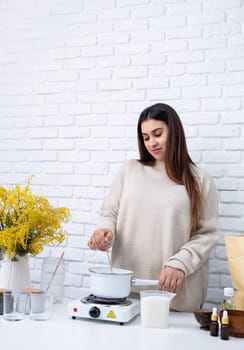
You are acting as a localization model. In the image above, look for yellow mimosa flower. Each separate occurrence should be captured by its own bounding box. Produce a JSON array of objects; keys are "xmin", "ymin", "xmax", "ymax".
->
[{"xmin": 0, "ymin": 176, "xmax": 70, "ymax": 260}]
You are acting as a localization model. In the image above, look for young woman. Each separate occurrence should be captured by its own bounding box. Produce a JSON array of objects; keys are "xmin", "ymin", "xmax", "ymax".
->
[{"xmin": 88, "ymin": 103, "xmax": 219, "ymax": 311}]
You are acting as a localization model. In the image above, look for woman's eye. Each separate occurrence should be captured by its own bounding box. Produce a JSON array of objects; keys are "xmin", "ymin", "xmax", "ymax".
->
[{"xmin": 155, "ymin": 133, "xmax": 162, "ymax": 137}]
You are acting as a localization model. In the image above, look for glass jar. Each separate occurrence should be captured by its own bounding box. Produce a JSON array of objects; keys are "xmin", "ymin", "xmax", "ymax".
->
[{"xmin": 221, "ymin": 287, "xmax": 236, "ymax": 310}]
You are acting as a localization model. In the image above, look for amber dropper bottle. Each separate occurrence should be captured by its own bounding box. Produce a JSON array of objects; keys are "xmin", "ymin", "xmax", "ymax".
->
[
  {"xmin": 210, "ymin": 307, "xmax": 219, "ymax": 337},
  {"xmin": 220, "ymin": 310, "xmax": 229, "ymax": 340}
]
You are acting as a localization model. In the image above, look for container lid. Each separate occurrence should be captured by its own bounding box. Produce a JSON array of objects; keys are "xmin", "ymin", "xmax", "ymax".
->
[
  {"xmin": 224, "ymin": 287, "xmax": 234, "ymax": 297},
  {"xmin": 21, "ymin": 288, "xmax": 43, "ymax": 294},
  {"xmin": 0, "ymin": 288, "xmax": 11, "ymax": 294}
]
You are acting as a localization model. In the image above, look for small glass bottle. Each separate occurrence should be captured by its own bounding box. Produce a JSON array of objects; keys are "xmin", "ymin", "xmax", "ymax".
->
[
  {"xmin": 221, "ymin": 287, "xmax": 236, "ymax": 310},
  {"xmin": 220, "ymin": 310, "xmax": 229, "ymax": 340},
  {"xmin": 210, "ymin": 307, "xmax": 219, "ymax": 337}
]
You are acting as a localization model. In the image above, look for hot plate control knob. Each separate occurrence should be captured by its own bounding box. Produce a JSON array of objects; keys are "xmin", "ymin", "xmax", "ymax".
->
[{"xmin": 89, "ymin": 306, "xmax": 101, "ymax": 318}]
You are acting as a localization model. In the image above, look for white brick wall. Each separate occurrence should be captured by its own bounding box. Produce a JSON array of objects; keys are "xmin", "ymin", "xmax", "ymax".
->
[{"xmin": 0, "ymin": 0, "xmax": 244, "ymax": 307}]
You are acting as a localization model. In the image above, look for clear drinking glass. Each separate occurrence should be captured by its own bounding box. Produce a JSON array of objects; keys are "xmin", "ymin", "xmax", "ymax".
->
[
  {"xmin": 3, "ymin": 292, "xmax": 27, "ymax": 321},
  {"xmin": 30, "ymin": 292, "xmax": 52, "ymax": 321},
  {"xmin": 40, "ymin": 257, "xmax": 65, "ymax": 303}
]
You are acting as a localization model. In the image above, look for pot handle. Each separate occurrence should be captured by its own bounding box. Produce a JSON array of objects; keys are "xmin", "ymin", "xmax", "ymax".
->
[{"xmin": 131, "ymin": 278, "xmax": 158, "ymax": 286}]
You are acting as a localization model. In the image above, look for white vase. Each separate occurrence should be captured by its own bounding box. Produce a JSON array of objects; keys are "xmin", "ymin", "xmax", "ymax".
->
[{"xmin": 0, "ymin": 255, "xmax": 31, "ymax": 293}]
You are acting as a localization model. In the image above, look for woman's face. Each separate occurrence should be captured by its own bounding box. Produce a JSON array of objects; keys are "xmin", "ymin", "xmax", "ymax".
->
[{"xmin": 141, "ymin": 119, "xmax": 168, "ymax": 161}]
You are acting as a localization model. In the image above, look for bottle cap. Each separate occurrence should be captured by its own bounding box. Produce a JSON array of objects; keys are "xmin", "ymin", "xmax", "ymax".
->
[
  {"xmin": 224, "ymin": 287, "xmax": 234, "ymax": 297},
  {"xmin": 211, "ymin": 307, "xmax": 218, "ymax": 321},
  {"xmin": 222, "ymin": 310, "xmax": 229, "ymax": 325}
]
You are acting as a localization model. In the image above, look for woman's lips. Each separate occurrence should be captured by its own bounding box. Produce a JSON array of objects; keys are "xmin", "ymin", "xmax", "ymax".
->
[{"xmin": 151, "ymin": 148, "xmax": 162, "ymax": 154}]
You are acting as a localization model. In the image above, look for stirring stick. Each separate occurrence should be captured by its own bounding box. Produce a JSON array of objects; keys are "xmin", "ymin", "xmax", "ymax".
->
[
  {"xmin": 46, "ymin": 251, "xmax": 65, "ymax": 291},
  {"xmin": 106, "ymin": 250, "xmax": 113, "ymax": 273}
]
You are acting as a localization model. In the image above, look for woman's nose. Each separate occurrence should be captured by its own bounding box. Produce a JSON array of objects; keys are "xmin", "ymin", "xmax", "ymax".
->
[{"xmin": 149, "ymin": 137, "xmax": 157, "ymax": 147}]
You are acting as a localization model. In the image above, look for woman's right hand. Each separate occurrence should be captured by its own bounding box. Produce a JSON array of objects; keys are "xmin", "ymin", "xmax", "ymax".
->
[{"xmin": 87, "ymin": 229, "xmax": 113, "ymax": 251}]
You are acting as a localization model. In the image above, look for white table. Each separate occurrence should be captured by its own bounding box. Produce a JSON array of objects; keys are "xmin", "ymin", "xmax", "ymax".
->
[{"xmin": 0, "ymin": 301, "xmax": 243, "ymax": 350}]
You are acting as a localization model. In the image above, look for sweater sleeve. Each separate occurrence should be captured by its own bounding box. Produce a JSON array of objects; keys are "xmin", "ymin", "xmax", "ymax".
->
[
  {"xmin": 165, "ymin": 171, "xmax": 219, "ymax": 276},
  {"xmin": 96, "ymin": 161, "xmax": 130, "ymax": 244}
]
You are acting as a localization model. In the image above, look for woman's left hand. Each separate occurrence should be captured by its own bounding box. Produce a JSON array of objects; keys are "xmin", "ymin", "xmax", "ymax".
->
[{"xmin": 158, "ymin": 266, "xmax": 185, "ymax": 293}]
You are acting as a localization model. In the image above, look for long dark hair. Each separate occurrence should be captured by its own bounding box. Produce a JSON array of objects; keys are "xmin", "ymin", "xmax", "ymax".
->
[{"xmin": 137, "ymin": 103, "xmax": 202, "ymax": 233}]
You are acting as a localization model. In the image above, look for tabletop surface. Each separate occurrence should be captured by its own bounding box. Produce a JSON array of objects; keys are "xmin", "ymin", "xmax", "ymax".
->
[{"xmin": 0, "ymin": 301, "xmax": 243, "ymax": 350}]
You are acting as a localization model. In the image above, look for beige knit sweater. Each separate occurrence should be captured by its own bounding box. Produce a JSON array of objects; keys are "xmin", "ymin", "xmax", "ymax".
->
[{"xmin": 96, "ymin": 159, "xmax": 219, "ymax": 311}]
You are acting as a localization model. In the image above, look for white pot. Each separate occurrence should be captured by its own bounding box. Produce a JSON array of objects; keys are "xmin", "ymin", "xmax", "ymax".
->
[
  {"xmin": 0, "ymin": 255, "xmax": 31, "ymax": 293},
  {"xmin": 89, "ymin": 267, "xmax": 158, "ymax": 299}
]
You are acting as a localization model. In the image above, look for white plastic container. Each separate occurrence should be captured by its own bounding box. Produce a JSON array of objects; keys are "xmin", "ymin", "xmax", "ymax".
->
[{"xmin": 140, "ymin": 290, "xmax": 175, "ymax": 329}]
